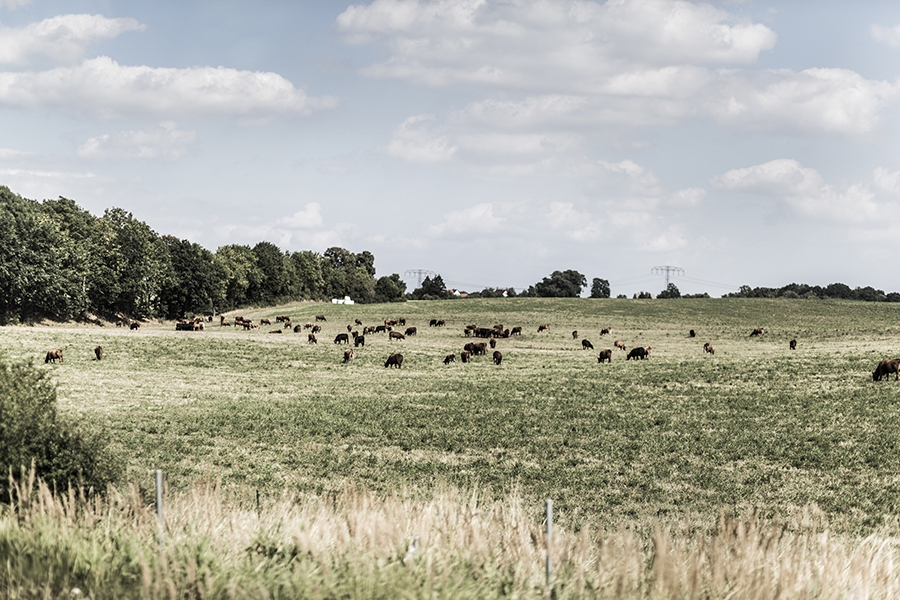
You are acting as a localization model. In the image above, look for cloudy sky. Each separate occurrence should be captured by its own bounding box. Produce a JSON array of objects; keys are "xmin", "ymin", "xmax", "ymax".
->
[{"xmin": 3, "ymin": 0, "xmax": 900, "ymax": 297}]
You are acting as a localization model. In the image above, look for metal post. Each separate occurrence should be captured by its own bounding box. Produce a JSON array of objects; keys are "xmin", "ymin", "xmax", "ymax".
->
[
  {"xmin": 156, "ymin": 469, "xmax": 164, "ymax": 547},
  {"xmin": 545, "ymin": 498, "xmax": 553, "ymax": 587}
]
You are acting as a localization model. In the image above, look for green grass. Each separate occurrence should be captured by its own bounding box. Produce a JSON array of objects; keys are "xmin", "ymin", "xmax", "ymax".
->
[{"xmin": 6, "ymin": 297, "xmax": 900, "ymax": 533}]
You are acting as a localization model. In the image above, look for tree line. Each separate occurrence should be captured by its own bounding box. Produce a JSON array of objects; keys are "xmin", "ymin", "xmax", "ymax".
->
[{"xmin": 0, "ymin": 187, "xmax": 406, "ymax": 324}]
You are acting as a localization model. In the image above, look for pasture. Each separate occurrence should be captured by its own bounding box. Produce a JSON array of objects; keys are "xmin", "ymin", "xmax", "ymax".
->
[{"xmin": 6, "ymin": 297, "xmax": 900, "ymax": 534}]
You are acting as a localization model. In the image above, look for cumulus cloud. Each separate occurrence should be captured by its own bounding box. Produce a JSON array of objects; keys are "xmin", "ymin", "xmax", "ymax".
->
[
  {"xmin": 427, "ymin": 202, "xmax": 502, "ymax": 235},
  {"xmin": 0, "ymin": 0, "xmax": 31, "ymax": 9},
  {"xmin": 276, "ymin": 203, "xmax": 324, "ymax": 228},
  {"xmin": 710, "ymin": 158, "xmax": 880, "ymax": 222},
  {"xmin": 382, "ymin": 114, "xmax": 457, "ymax": 161},
  {"xmin": 546, "ymin": 202, "xmax": 603, "ymax": 240},
  {"xmin": 871, "ymin": 23, "xmax": 900, "ymax": 47},
  {"xmin": 0, "ymin": 56, "xmax": 338, "ymax": 119},
  {"xmin": 0, "ymin": 14, "xmax": 145, "ymax": 66},
  {"xmin": 76, "ymin": 121, "xmax": 196, "ymax": 161}
]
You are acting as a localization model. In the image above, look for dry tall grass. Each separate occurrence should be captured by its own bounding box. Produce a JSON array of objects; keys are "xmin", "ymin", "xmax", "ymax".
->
[{"xmin": 3, "ymin": 471, "xmax": 900, "ymax": 599}]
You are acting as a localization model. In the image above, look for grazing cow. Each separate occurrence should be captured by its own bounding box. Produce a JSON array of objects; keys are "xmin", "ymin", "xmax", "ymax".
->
[
  {"xmin": 175, "ymin": 322, "xmax": 195, "ymax": 331},
  {"xmin": 221, "ymin": 320, "xmax": 231, "ymax": 327},
  {"xmin": 598, "ymin": 349, "xmax": 612, "ymax": 363},
  {"xmin": 385, "ymin": 319, "xmax": 398, "ymax": 327},
  {"xmin": 430, "ymin": 319, "xmax": 438, "ymax": 327},
  {"xmin": 334, "ymin": 333, "xmax": 350, "ymax": 344},
  {"xmin": 572, "ymin": 330, "xmax": 578, "ymax": 339},
  {"xmin": 703, "ymin": 342, "xmax": 714, "ymax": 355},
  {"xmin": 354, "ymin": 335, "xmax": 365, "ymax": 348},
  {"xmin": 385, "ymin": 353, "xmax": 403, "ymax": 368},
  {"xmin": 538, "ymin": 324, "xmax": 549, "ymax": 333},
  {"xmin": 294, "ymin": 324, "xmax": 303, "ymax": 333},
  {"xmin": 750, "ymin": 328, "xmax": 765, "ymax": 337},
  {"xmin": 399, "ymin": 318, "xmax": 406, "ymax": 326},
  {"xmin": 260, "ymin": 318, "xmax": 271, "ymax": 325},
  {"xmin": 460, "ymin": 350, "xmax": 472, "ymax": 363},
  {"xmin": 493, "ymin": 351, "xmax": 503, "ymax": 365},
  {"xmin": 115, "ymin": 320, "xmax": 123, "ymax": 327},
  {"xmin": 312, "ymin": 325, "xmax": 322, "ymax": 334},
  {"xmin": 304, "ymin": 322, "xmax": 314, "ymax": 329},
  {"xmin": 473, "ymin": 342, "xmax": 487, "ymax": 356},
  {"xmin": 347, "ymin": 325, "xmax": 353, "ymax": 332},
  {"xmin": 363, "ymin": 326, "xmax": 375, "ymax": 335},
  {"xmin": 614, "ymin": 340, "xmax": 626, "ymax": 351},
  {"xmin": 343, "ymin": 349, "xmax": 355, "ymax": 363},
  {"xmin": 269, "ymin": 330, "xmax": 282, "ymax": 334},
  {"xmin": 130, "ymin": 322, "xmax": 140, "ymax": 330},
  {"xmin": 316, "ymin": 315, "xmax": 327, "ymax": 322},
  {"xmin": 283, "ymin": 321, "xmax": 293, "ymax": 329},
  {"xmin": 689, "ymin": 329, "xmax": 696, "ymax": 338},
  {"xmin": 355, "ymin": 319, "xmax": 363, "ymax": 326},
  {"xmin": 405, "ymin": 327, "xmax": 417, "ymax": 336},
  {"xmin": 600, "ymin": 327, "xmax": 611, "ymax": 336},
  {"xmin": 873, "ymin": 359, "xmax": 900, "ymax": 381},
  {"xmin": 464, "ymin": 342, "xmax": 476, "ymax": 354},
  {"xmin": 511, "ymin": 326, "xmax": 522, "ymax": 336},
  {"xmin": 389, "ymin": 331, "xmax": 406, "ymax": 341},
  {"xmin": 444, "ymin": 354, "xmax": 456, "ymax": 364},
  {"xmin": 374, "ymin": 325, "xmax": 387, "ymax": 334},
  {"xmin": 464, "ymin": 328, "xmax": 472, "ymax": 337},
  {"xmin": 94, "ymin": 346, "xmax": 103, "ymax": 361},
  {"xmin": 789, "ymin": 339, "xmax": 797, "ymax": 350},
  {"xmin": 475, "ymin": 328, "xmax": 493, "ymax": 339},
  {"xmin": 489, "ymin": 338, "xmax": 497, "ymax": 349},
  {"xmin": 626, "ymin": 346, "xmax": 651, "ymax": 360},
  {"xmin": 45, "ymin": 349, "xmax": 63, "ymax": 364},
  {"xmin": 582, "ymin": 339, "xmax": 594, "ymax": 350},
  {"xmin": 308, "ymin": 333, "xmax": 317, "ymax": 344}
]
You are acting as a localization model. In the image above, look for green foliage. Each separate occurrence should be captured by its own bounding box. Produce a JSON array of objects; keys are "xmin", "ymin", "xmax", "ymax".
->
[
  {"xmin": 410, "ymin": 274, "xmax": 449, "ymax": 300},
  {"xmin": 657, "ymin": 282, "xmax": 681, "ymax": 299},
  {"xmin": 374, "ymin": 273, "xmax": 407, "ymax": 303},
  {"xmin": 0, "ymin": 357, "xmax": 121, "ymax": 498},
  {"xmin": 528, "ymin": 269, "xmax": 586, "ymax": 297},
  {"xmin": 590, "ymin": 277, "xmax": 610, "ymax": 298}
]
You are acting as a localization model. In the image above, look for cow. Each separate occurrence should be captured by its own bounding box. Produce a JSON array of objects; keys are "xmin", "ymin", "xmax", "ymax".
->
[
  {"xmin": 489, "ymin": 338, "xmax": 497, "ymax": 349},
  {"xmin": 614, "ymin": 340, "xmax": 626, "ymax": 351},
  {"xmin": 374, "ymin": 325, "xmax": 387, "ymax": 334},
  {"xmin": 175, "ymin": 322, "xmax": 195, "ymax": 331},
  {"xmin": 582, "ymin": 339, "xmax": 594, "ymax": 350},
  {"xmin": 464, "ymin": 328, "xmax": 472, "ymax": 337},
  {"xmin": 269, "ymin": 330, "xmax": 282, "ymax": 334},
  {"xmin": 626, "ymin": 346, "xmax": 651, "ymax": 360},
  {"xmin": 511, "ymin": 326, "xmax": 522, "ymax": 336},
  {"xmin": 444, "ymin": 354, "xmax": 455, "ymax": 364},
  {"xmin": 538, "ymin": 324, "xmax": 549, "ymax": 333},
  {"xmin": 689, "ymin": 329, "xmax": 696, "ymax": 338},
  {"xmin": 334, "ymin": 333, "xmax": 350, "ymax": 344},
  {"xmin": 283, "ymin": 321, "xmax": 293, "ymax": 329},
  {"xmin": 354, "ymin": 335, "xmax": 365, "ymax": 348},
  {"xmin": 460, "ymin": 350, "xmax": 472, "ymax": 363},
  {"xmin": 385, "ymin": 319, "xmax": 398, "ymax": 327},
  {"xmin": 316, "ymin": 315, "xmax": 327, "ymax": 322},
  {"xmin": 598, "ymin": 349, "xmax": 612, "ymax": 363},
  {"xmin": 493, "ymin": 350, "xmax": 503, "ymax": 365},
  {"xmin": 399, "ymin": 318, "xmax": 406, "ymax": 326},
  {"xmin": 221, "ymin": 320, "xmax": 231, "ymax": 327},
  {"xmin": 572, "ymin": 330, "xmax": 578, "ymax": 339},
  {"xmin": 750, "ymin": 328, "xmax": 765, "ymax": 337},
  {"xmin": 130, "ymin": 322, "xmax": 140, "ymax": 330},
  {"xmin": 363, "ymin": 326, "xmax": 376, "ymax": 335},
  {"xmin": 473, "ymin": 342, "xmax": 487, "ymax": 356},
  {"xmin": 873, "ymin": 359, "xmax": 900, "ymax": 381},
  {"xmin": 405, "ymin": 327, "xmax": 417, "ymax": 337},
  {"xmin": 115, "ymin": 320, "xmax": 123, "ymax": 327},
  {"xmin": 355, "ymin": 319, "xmax": 363, "ymax": 326},
  {"xmin": 789, "ymin": 339, "xmax": 797, "ymax": 350},
  {"xmin": 389, "ymin": 331, "xmax": 406, "ymax": 341},
  {"xmin": 94, "ymin": 346, "xmax": 103, "ymax": 361},
  {"xmin": 600, "ymin": 327, "xmax": 611, "ymax": 336},
  {"xmin": 304, "ymin": 322, "xmax": 314, "ymax": 329},
  {"xmin": 260, "ymin": 318, "xmax": 271, "ymax": 325},
  {"xmin": 311, "ymin": 325, "xmax": 322, "ymax": 334},
  {"xmin": 703, "ymin": 342, "xmax": 714, "ymax": 355},
  {"xmin": 294, "ymin": 324, "xmax": 303, "ymax": 333},
  {"xmin": 385, "ymin": 353, "xmax": 403, "ymax": 368},
  {"xmin": 464, "ymin": 342, "xmax": 476, "ymax": 354},
  {"xmin": 347, "ymin": 325, "xmax": 353, "ymax": 332},
  {"xmin": 343, "ymin": 349, "xmax": 355, "ymax": 363},
  {"xmin": 45, "ymin": 349, "xmax": 63, "ymax": 364},
  {"xmin": 436, "ymin": 320, "xmax": 445, "ymax": 327},
  {"xmin": 430, "ymin": 319, "xmax": 438, "ymax": 327},
  {"xmin": 308, "ymin": 333, "xmax": 317, "ymax": 344}
]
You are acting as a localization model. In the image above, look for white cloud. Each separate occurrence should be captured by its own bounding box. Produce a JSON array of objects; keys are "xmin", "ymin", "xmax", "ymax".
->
[
  {"xmin": 76, "ymin": 121, "xmax": 196, "ymax": 161},
  {"xmin": 874, "ymin": 167, "xmax": 900, "ymax": 195},
  {"xmin": 0, "ymin": 147, "xmax": 33, "ymax": 160},
  {"xmin": 710, "ymin": 158, "xmax": 880, "ymax": 222},
  {"xmin": 0, "ymin": 0, "xmax": 31, "ymax": 9},
  {"xmin": 546, "ymin": 202, "xmax": 603, "ymax": 240},
  {"xmin": 382, "ymin": 114, "xmax": 457, "ymax": 162},
  {"xmin": 871, "ymin": 23, "xmax": 900, "ymax": 48},
  {"xmin": 277, "ymin": 203, "xmax": 324, "ymax": 228},
  {"xmin": 0, "ymin": 14, "xmax": 145, "ymax": 65},
  {"xmin": 0, "ymin": 56, "xmax": 338, "ymax": 119},
  {"xmin": 428, "ymin": 202, "xmax": 502, "ymax": 235},
  {"xmin": 669, "ymin": 187, "xmax": 705, "ymax": 206}
]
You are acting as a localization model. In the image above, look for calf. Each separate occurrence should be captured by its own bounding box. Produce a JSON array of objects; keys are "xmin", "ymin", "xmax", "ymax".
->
[
  {"xmin": 385, "ymin": 353, "xmax": 404, "ymax": 368},
  {"xmin": 444, "ymin": 353, "xmax": 455, "ymax": 364},
  {"xmin": 493, "ymin": 350, "xmax": 503, "ymax": 365},
  {"xmin": 582, "ymin": 339, "xmax": 594, "ymax": 350},
  {"xmin": 45, "ymin": 349, "xmax": 63, "ymax": 364},
  {"xmin": 597, "ymin": 349, "xmax": 612, "ymax": 363},
  {"xmin": 355, "ymin": 319, "xmax": 363, "ymax": 326},
  {"xmin": 94, "ymin": 346, "xmax": 103, "ymax": 361},
  {"xmin": 689, "ymin": 329, "xmax": 696, "ymax": 338},
  {"xmin": 537, "ymin": 324, "xmax": 549, "ymax": 333}
]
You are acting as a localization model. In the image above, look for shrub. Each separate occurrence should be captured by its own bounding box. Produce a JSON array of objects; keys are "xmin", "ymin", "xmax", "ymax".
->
[{"xmin": 0, "ymin": 357, "xmax": 122, "ymax": 500}]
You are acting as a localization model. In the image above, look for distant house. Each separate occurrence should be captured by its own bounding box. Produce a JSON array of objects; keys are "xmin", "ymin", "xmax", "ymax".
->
[{"xmin": 331, "ymin": 296, "xmax": 355, "ymax": 305}]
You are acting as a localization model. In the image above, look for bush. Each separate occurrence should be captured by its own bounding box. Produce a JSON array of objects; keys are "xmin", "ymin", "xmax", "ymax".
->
[{"xmin": 0, "ymin": 357, "xmax": 122, "ymax": 500}]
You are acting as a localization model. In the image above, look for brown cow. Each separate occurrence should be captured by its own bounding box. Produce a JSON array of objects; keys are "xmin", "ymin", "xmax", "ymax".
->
[
  {"xmin": 355, "ymin": 319, "xmax": 363, "ymax": 326},
  {"xmin": 45, "ymin": 349, "xmax": 63, "ymax": 364},
  {"xmin": 582, "ymin": 339, "xmax": 594, "ymax": 350},
  {"xmin": 873, "ymin": 359, "xmax": 900, "ymax": 381},
  {"xmin": 614, "ymin": 340, "xmax": 626, "ymax": 351},
  {"xmin": 597, "ymin": 349, "xmax": 612, "ymax": 363},
  {"xmin": 115, "ymin": 320, "xmax": 123, "ymax": 327},
  {"xmin": 312, "ymin": 325, "xmax": 322, "ymax": 334},
  {"xmin": 472, "ymin": 342, "xmax": 487, "ymax": 355},
  {"xmin": 283, "ymin": 321, "xmax": 293, "ymax": 329},
  {"xmin": 703, "ymin": 342, "xmax": 714, "ymax": 355},
  {"xmin": 572, "ymin": 330, "xmax": 578, "ymax": 339},
  {"xmin": 511, "ymin": 326, "xmax": 522, "ymax": 336},
  {"xmin": 304, "ymin": 322, "xmax": 314, "ymax": 329},
  {"xmin": 308, "ymin": 333, "xmax": 317, "ymax": 344},
  {"xmin": 389, "ymin": 331, "xmax": 406, "ymax": 341},
  {"xmin": 343, "ymin": 349, "xmax": 355, "ymax": 363},
  {"xmin": 493, "ymin": 350, "xmax": 503, "ymax": 365},
  {"xmin": 269, "ymin": 330, "xmax": 282, "ymax": 334},
  {"xmin": 600, "ymin": 327, "xmax": 611, "ymax": 335},
  {"xmin": 294, "ymin": 324, "xmax": 303, "ymax": 333},
  {"xmin": 444, "ymin": 354, "xmax": 455, "ymax": 364},
  {"xmin": 385, "ymin": 353, "xmax": 403, "ymax": 368},
  {"xmin": 347, "ymin": 325, "xmax": 353, "ymax": 332},
  {"xmin": 260, "ymin": 318, "xmax": 271, "ymax": 325},
  {"xmin": 538, "ymin": 324, "xmax": 549, "ymax": 333},
  {"xmin": 94, "ymin": 346, "xmax": 103, "ymax": 361},
  {"xmin": 221, "ymin": 320, "xmax": 231, "ymax": 327},
  {"xmin": 315, "ymin": 315, "xmax": 327, "ymax": 322},
  {"xmin": 789, "ymin": 339, "xmax": 797, "ymax": 350},
  {"xmin": 460, "ymin": 350, "xmax": 472, "ymax": 363},
  {"xmin": 750, "ymin": 328, "xmax": 765, "ymax": 337},
  {"xmin": 405, "ymin": 327, "xmax": 417, "ymax": 336},
  {"xmin": 464, "ymin": 342, "xmax": 476, "ymax": 354},
  {"xmin": 489, "ymin": 338, "xmax": 497, "ymax": 349}
]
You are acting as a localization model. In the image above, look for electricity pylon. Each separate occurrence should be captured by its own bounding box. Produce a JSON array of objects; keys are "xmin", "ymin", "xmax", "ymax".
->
[
  {"xmin": 651, "ymin": 265, "xmax": 684, "ymax": 287},
  {"xmin": 404, "ymin": 269, "xmax": 436, "ymax": 288}
]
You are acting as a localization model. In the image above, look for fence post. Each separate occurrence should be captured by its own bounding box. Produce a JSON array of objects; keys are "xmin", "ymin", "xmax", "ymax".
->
[
  {"xmin": 156, "ymin": 469, "xmax": 164, "ymax": 547},
  {"xmin": 545, "ymin": 498, "xmax": 553, "ymax": 588}
]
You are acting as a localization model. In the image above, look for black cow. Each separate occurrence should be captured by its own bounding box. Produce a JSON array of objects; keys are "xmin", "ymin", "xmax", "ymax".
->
[
  {"xmin": 334, "ymin": 333, "xmax": 350, "ymax": 344},
  {"xmin": 385, "ymin": 353, "xmax": 404, "ymax": 368},
  {"xmin": 626, "ymin": 346, "xmax": 651, "ymax": 360}
]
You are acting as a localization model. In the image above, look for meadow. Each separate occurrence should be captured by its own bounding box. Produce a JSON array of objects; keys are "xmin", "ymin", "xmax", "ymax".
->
[{"xmin": 4, "ymin": 297, "xmax": 900, "ymax": 598}]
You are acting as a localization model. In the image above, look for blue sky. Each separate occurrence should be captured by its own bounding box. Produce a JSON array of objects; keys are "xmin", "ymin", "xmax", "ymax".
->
[{"xmin": 3, "ymin": 0, "xmax": 900, "ymax": 297}]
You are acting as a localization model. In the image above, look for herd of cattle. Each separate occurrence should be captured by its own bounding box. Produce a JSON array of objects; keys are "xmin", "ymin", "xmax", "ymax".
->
[{"xmin": 40, "ymin": 317, "xmax": 899, "ymax": 381}]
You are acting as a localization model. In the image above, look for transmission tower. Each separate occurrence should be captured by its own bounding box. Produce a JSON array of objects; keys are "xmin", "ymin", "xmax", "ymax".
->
[
  {"xmin": 404, "ymin": 269, "xmax": 436, "ymax": 287},
  {"xmin": 651, "ymin": 265, "xmax": 684, "ymax": 287}
]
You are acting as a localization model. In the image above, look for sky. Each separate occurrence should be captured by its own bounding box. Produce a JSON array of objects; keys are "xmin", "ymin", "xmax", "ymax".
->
[{"xmin": 2, "ymin": 0, "xmax": 900, "ymax": 297}]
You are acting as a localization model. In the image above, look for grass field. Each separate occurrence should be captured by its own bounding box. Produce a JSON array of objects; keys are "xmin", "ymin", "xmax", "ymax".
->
[{"xmin": 5, "ymin": 297, "xmax": 900, "ymax": 597}]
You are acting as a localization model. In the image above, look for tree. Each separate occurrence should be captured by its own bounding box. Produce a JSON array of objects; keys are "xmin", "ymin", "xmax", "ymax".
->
[
  {"xmin": 251, "ymin": 241, "xmax": 291, "ymax": 304},
  {"xmin": 532, "ymin": 270, "xmax": 587, "ymax": 297},
  {"xmin": 590, "ymin": 278, "xmax": 610, "ymax": 298},
  {"xmin": 657, "ymin": 282, "xmax": 681, "ymax": 299},
  {"xmin": 411, "ymin": 275, "xmax": 448, "ymax": 300},
  {"xmin": 215, "ymin": 244, "xmax": 263, "ymax": 311},
  {"xmin": 158, "ymin": 236, "xmax": 224, "ymax": 318},
  {"xmin": 373, "ymin": 274, "xmax": 407, "ymax": 303}
]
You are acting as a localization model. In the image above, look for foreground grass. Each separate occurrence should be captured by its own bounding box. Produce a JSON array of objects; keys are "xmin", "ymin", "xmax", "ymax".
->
[{"xmin": 4, "ymin": 474, "xmax": 900, "ymax": 599}]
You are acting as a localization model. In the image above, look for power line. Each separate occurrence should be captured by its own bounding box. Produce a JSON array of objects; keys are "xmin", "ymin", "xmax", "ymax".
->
[
  {"xmin": 404, "ymin": 269, "xmax": 436, "ymax": 288},
  {"xmin": 651, "ymin": 265, "xmax": 684, "ymax": 287}
]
